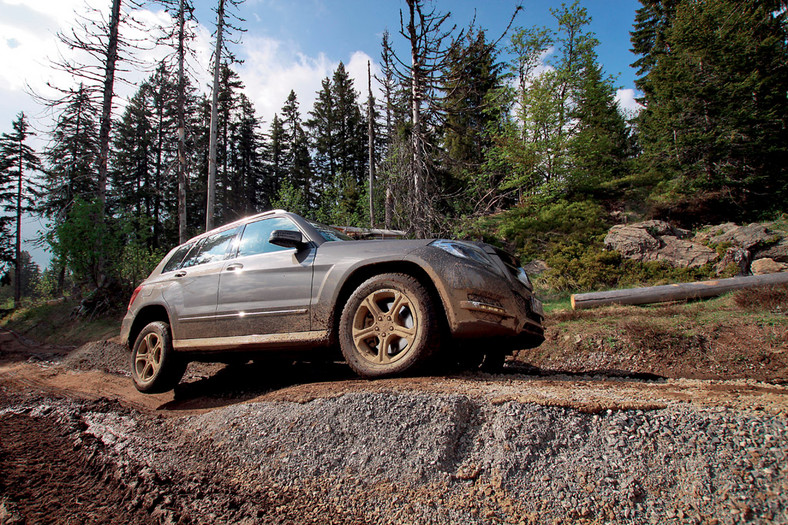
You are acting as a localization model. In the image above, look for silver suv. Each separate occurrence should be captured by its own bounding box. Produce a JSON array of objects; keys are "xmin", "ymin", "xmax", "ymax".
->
[{"xmin": 121, "ymin": 210, "xmax": 544, "ymax": 392}]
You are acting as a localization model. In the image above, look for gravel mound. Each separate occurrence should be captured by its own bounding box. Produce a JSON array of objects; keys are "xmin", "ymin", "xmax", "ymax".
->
[
  {"xmin": 182, "ymin": 391, "xmax": 787, "ymax": 523},
  {"xmin": 59, "ymin": 341, "xmax": 130, "ymax": 375}
]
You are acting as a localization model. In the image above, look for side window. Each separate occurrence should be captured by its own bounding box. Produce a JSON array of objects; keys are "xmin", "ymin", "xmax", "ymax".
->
[
  {"xmin": 162, "ymin": 243, "xmax": 193, "ymax": 273},
  {"xmin": 181, "ymin": 228, "xmax": 238, "ymax": 268},
  {"xmin": 237, "ymin": 217, "xmax": 300, "ymax": 258}
]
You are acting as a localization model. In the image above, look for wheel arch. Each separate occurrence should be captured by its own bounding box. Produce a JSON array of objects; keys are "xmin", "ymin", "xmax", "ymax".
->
[
  {"xmin": 127, "ymin": 304, "xmax": 171, "ymax": 350},
  {"xmin": 328, "ymin": 261, "xmax": 450, "ymax": 346}
]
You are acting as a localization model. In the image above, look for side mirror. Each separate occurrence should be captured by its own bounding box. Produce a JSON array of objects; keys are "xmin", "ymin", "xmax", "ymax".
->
[{"xmin": 269, "ymin": 229, "xmax": 305, "ymax": 249}]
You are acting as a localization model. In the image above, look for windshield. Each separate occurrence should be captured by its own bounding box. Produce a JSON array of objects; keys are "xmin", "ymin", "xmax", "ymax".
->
[{"xmin": 310, "ymin": 222, "xmax": 353, "ymax": 242}]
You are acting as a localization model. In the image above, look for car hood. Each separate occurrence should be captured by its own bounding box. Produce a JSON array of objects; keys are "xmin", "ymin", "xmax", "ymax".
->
[{"xmin": 314, "ymin": 238, "xmax": 433, "ymax": 259}]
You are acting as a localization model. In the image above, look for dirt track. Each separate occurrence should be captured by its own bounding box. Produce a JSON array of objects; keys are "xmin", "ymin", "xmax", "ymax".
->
[{"xmin": 1, "ymin": 327, "xmax": 787, "ymax": 523}]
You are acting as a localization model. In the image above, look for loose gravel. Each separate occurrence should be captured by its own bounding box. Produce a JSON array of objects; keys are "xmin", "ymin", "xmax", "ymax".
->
[{"xmin": 2, "ymin": 386, "xmax": 785, "ymax": 524}]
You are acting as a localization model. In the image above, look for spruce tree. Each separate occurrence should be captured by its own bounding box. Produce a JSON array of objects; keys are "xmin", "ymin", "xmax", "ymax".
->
[
  {"xmin": 440, "ymin": 27, "xmax": 504, "ymax": 215},
  {"xmin": 0, "ymin": 113, "xmax": 43, "ymax": 307},
  {"xmin": 633, "ymin": 0, "xmax": 788, "ymax": 219},
  {"xmin": 41, "ymin": 84, "xmax": 100, "ymax": 221},
  {"xmin": 568, "ymin": 55, "xmax": 633, "ymax": 200}
]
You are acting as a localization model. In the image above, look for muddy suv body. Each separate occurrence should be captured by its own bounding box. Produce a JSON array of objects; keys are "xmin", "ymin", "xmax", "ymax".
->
[{"xmin": 121, "ymin": 210, "xmax": 544, "ymax": 392}]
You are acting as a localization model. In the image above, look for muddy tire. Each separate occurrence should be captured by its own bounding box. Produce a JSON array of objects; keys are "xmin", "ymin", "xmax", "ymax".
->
[
  {"xmin": 131, "ymin": 321, "xmax": 187, "ymax": 393},
  {"xmin": 339, "ymin": 273, "xmax": 439, "ymax": 378}
]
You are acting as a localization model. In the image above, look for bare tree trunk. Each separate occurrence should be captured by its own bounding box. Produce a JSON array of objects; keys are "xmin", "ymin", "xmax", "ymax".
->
[
  {"xmin": 14, "ymin": 142, "xmax": 22, "ymax": 308},
  {"xmin": 406, "ymin": 0, "xmax": 426, "ymax": 238},
  {"xmin": 177, "ymin": 0, "xmax": 188, "ymax": 243},
  {"xmin": 367, "ymin": 61, "xmax": 376, "ymax": 228},
  {"xmin": 96, "ymin": 0, "xmax": 121, "ymax": 211},
  {"xmin": 206, "ymin": 0, "xmax": 225, "ymax": 231}
]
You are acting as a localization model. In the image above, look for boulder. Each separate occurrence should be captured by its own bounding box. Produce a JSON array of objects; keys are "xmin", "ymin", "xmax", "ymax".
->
[
  {"xmin": 696, "ymin": 222, "xmax": 778, "ymax": 251},
  {"xmin": 755, "ymin": 239, "xmax": 788, "ymax": 263},
  {"xmin": 605, "ymin": 222, "xmax": 717, "ymax": 268},
  {"xmin": 523, "ymin": 259, "xmax": 550, "ymax": 275},
  {"xmin": 751, "ymin": 258, "xmax": 788, "ymax": 275},
  {"xmin": 604, "ymin": 224, "xmax": 661, "ymax": 261},
  {"xmin": 655, "ymin": 236, "xmax": 718, "ymax": 269},
  {"xmin": 714, "ymin": 247, "xmax": 751, "ymax": 276}
]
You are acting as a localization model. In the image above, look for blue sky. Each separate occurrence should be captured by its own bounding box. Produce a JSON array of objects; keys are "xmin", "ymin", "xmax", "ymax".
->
[{"xmin": 1, "ymin": 0, "xmax": 643, "ymax": 266}]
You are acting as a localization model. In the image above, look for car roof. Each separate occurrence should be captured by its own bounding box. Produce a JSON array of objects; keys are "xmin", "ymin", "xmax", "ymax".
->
[{"xmin": 180, "ymin": 210, "xmax": 324, "ymax": 247}]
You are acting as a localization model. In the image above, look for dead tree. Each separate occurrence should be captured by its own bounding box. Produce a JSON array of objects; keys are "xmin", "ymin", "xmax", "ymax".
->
[
  {"xmin": 367, "ymin": 61, "xmax": 376, "ymax": 228},
  {"xmin": 158, "ymin": 0, "xmax": 198, "ymax": 243},
  {"xmin": 206, "ymin": 0, "xmax": 244, "ymax": 231},
  {"xmin": 378, "ymin": 31, "xmax": 396, "ymax": 230},
  {"xmin": 43, "ymin": 0, "xmax": 145, "ymax": 212}
]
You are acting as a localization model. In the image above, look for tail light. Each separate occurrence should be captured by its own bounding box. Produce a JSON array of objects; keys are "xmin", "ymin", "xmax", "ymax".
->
[{"xmin": 128, "ymin": 285, "xmax": 142, "ymax": 311}]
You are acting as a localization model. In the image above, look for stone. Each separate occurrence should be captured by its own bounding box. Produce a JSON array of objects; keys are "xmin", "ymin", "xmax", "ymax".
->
[
  {"xmin": 715, "ymin": 247, "xmax": 751, "ymax": 276},
  {"xmin": 638, "ymin": 219, "xmax": 690, "ymax": 239},
  {"xmin": 605, "ymin": 221, "xmax": 708, "ymax": 268},
  {"xmin": 655, "ymin": 236, "xmax": 718, "ymax": 268},
  {"xmin": 604, "ymin": 225, "xmax": 661, "ymax": 261},
  {"xmin": 751, "ymin": 258, "xmax": 788, "ymax": 275},
  {"xmin": 755, "ymin": 239, "xmax": 788, "ymax": 263},
  {"xmin": 523, "ymin": 259, "xmax": 550, "ymax": 275},
  {"xmin": 697, "ymin": 223, "xmax": 778, "ymax": 251}
]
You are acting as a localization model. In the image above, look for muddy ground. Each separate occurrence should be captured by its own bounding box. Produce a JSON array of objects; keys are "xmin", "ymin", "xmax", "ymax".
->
[{"xmin": 1, "ymin": 301, "xmax": 787, "ymax": 524}]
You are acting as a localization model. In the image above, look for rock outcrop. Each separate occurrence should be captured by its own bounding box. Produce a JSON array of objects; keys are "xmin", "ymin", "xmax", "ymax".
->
[
  {"xmin": 605, "ymin": 219, "xmax": 788, "ymax": 274},
  {"xmin": 604, "ymin": 221, "xmax": 717, "ymax": 268}
]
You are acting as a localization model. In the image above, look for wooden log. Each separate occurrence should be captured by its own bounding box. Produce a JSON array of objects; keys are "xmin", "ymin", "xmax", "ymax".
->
[{"xmin": 571, "ymin": 272, "xmax": 788, "ymax": 310}]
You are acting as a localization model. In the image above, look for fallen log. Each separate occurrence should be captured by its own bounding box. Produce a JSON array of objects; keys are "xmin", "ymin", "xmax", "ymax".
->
[{"xmin": 571, "ymin": 272, "xmax": 788, "ymax": 310}]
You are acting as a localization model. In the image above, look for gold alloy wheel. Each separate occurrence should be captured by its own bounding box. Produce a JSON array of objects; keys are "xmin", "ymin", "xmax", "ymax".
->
[
  {"xmin": 134, "ymin": 332, "xmax": 163, "ymax": 384},
  {"xmin": 351, "ymin": 288, "xmax": 418, "ymax": 365}
]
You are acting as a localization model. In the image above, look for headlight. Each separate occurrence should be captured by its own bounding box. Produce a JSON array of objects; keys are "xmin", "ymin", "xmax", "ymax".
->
[
  {"xmin": 431, "ymin": 240, "xmax": 497, "ymax": 269},
  {"xmin": 516, "ymin": 267, "xmax": 533, "ymax": 289}
]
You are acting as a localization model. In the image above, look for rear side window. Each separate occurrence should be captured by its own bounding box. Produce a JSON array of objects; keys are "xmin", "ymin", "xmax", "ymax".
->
[
  {"xmin": 162, "ymin": 244, "xmax": 193, "ymax": 273},
  {"xmin": 181, "ymin": 228, "xmax": 239, "ymax": 268},
  {"xmin": 237, "ymin": 217, "xmax": 300, "ymax": 257}
]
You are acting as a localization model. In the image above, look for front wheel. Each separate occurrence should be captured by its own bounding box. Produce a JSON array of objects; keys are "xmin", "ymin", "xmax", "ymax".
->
[
  {"xmin": 131, "ymin": 321, "xmax": 187, "ymax": 393},
  {"xmin": 339, "ymin": 273, "xmax": 439, "ymax": 378}
]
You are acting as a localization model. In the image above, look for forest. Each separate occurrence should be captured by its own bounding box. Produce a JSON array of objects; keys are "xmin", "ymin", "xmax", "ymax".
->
[{"xmin": 0, "ymin": 0, "xmax": 787, "ymax": 310}]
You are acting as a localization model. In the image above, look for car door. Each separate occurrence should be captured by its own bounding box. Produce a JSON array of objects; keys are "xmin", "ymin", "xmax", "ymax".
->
[
  {"xmin": 214, "ymin": 216, "xmax": 314, "ymax": 337},
  {"xmin": 162, "ymin": 227, "xmax": 239, "ymax": 340}
]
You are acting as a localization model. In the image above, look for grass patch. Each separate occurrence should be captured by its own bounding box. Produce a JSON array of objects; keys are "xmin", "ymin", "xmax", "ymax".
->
[{"xmin": 1, "ymin": 299, "xmax": 123, "ymax": 346}]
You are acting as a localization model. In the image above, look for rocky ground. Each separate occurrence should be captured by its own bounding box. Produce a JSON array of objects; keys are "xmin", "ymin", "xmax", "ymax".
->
[{"xmin": 1, "ymin": 296, "xmax": 787, "ymax": 524}]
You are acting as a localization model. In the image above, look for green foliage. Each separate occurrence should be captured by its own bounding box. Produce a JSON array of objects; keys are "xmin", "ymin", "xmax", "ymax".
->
[
  {"xmin": 483, "ymin": 198, "xmax": 609, "ymax": 260},
  {"xmin": 633, "ymin": 0, "xmax": 788, "ymax": 220},
  {"xmin": 48, "ymin": 198, "xmax": 163, "ymax": 294},
  {"xmin": 271, "ymin": 179, "xmax": 308, "ymax": 217}
]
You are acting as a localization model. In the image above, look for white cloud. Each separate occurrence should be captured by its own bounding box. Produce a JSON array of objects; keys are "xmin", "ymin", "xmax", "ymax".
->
[
  {"xmin": 345, "ymin": 50, "xmax": 381, "ymax": 99},
  {"xmin": 237, "ymin": 37, "xmax": 379, "ymax": 127},
  {"xmin": 3, "ymin": 0, "xmax": 92, "ymax": 26},
  {"xmin": 615, "ymin": 88, "xmax": 643, "ymax": 118}
]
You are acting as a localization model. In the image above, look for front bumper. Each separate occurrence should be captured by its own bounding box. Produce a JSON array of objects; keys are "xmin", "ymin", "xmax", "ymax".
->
[{"xmin": 416, "ymin": 249, "xmax": 545, "ymax": 348}]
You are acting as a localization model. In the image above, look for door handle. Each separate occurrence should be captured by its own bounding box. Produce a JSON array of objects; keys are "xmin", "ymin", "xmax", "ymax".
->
[
  {"xmin": 226, "ymin": 263, "xmax": 244, "ymax": 271},
  {"xmin": 174, "ymin": 271, "xmax": 186, "ymax": 277}
]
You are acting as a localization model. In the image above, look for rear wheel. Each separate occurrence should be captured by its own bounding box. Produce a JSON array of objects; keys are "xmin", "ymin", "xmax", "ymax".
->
[
  {"xmin": 131, "ymin": 321, "xmax": 187, "ymax": 393},
  {"xmin": 339, "ymin": 273, "xmax": 439, "ymax": 378}
]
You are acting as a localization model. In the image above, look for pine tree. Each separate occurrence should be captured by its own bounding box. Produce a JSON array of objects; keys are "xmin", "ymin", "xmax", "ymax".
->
[
  {"xmin": 41, "ymin": 84, "xmax": 100, "ymax": 221},
  {"xmin": 278, "ymin": 91, "xmax": 313, "ymax": 214},
  {"xmin": 228, "ymin": 93, "xmax": 267, "ymax": 218},
  {"xmin": 0, "ymin": 113, "xmax": 43, "ymax": 307},
  {"xmin": 307, "ymin": 63, "xmax": 366, "ymax": 224},
  {"xmin": 632, "ymin": 0, "xmax": 788, "ymax": 218},
  {"xmin": 567, "ymin": 55, "xmax": 633, "ymax": 199},
  {"xmin": 440, "ymin": 27, "xmax": 504, "ymax": 215}
]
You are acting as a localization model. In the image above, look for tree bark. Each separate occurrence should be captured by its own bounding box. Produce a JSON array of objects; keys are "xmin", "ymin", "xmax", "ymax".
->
[
  {"xmin": 406, "ymin": 0, "xmax": 426, "ymax": 238},
  {"xmin": 177, "ymin": 0, "xmax": 188, "ymax": 243},
  {"xmin": 96, "ymin": 0, "xmax": 122, "ymax": 211},
  {"xmin": 14, "ymin": 138, "xmax": 22, "ymax": 308},
  {"xmin": 571, "ymin": 273, "xmax": 788, "ymax": 310},
  {"xmin": 206, "ymin": 0, "xmax": 225, "ymax": 231},
  {"xmin": 367, "ymin": 61, "xmax": 376, "ymax": 228}
]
